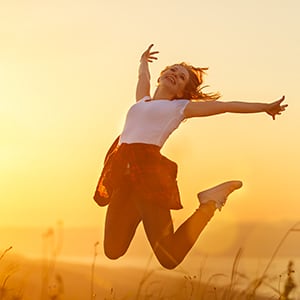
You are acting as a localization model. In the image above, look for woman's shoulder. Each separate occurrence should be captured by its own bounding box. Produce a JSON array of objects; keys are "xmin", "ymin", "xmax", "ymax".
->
[
  {"xmin": 174, "ymin": 98, "xmax": 190, "ymax": 103},
  {"xmin": 136, "ymin": 95, "xmax": 151, "ymax": 102},
  {"xmin": 173, "ymin": 99, "xmax": 190, "ymax": 106}
]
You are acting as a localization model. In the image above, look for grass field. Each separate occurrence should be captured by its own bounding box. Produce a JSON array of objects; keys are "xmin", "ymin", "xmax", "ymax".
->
[{"xmin": 0, "ymin": 222, "xmax": 299, "ymax": 300}]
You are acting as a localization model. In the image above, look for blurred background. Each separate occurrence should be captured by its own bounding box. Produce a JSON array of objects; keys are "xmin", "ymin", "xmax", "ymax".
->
[{"xmin": 0, "ymin": 0, "xmax": 299, "ymax": 262}]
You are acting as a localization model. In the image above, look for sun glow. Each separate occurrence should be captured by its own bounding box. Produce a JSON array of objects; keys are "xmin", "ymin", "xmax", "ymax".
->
[{"xmin": 0, "ymin": 0, "xmax": 299, "ymax": 229}]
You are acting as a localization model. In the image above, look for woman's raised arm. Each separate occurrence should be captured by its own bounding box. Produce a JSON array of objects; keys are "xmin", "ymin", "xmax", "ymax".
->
[{"xmin": 135, "ymin": 44, "xmax": 159, "ymax": 102}]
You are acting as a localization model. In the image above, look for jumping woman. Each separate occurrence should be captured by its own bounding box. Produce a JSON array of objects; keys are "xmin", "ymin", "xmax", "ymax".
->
[{"xmin": 94, "ymin": 44, "xmax": 287, "ymax": 269}]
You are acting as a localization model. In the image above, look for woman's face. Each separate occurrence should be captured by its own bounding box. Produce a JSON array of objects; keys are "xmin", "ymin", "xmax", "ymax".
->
[{"xmin": 159, "ymin": 65, "xmax": 190, "ymax": 98}]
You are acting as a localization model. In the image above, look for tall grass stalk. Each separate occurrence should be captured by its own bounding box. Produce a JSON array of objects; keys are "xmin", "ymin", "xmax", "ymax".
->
[
  {"xmin": 0, "ymin": 274, "xmax": 11, "ymax": 300},
  {"xmin": 40, "ymin": 221, "xmax": 64, "ymax": 300},
  {"xmin": 183, "ymin": 274, "xmax": 197, "ymax": 300},
  {"xmin": 193, "ymin": 256, "xmax": 207, "ymax": 298},
  {"xmin": 0, "ymin": 247, "xmax": 12, "ymax": 262},
  {"xmin": 0, "ymin": 247, "xmax": 13, "ymax": 300},
  {"xmin": 0, "ymin": 247, "xmax": 19, "ymax": 300},
  {"xmin": 91, "ymin": 241, "xmax": 99, "ymax": 300},
  {"xmin": 249, "ymin": 221, "xmax": 300, "ymax": 298},
  {"xmin": 202, "ymin": 273, "xmax": 227, "ymax": 299},
  {"xmin": 224, "ymin": 248, "xmax": 243, "ymax": 300},
  {"xmin": 135, "ymin": 254, "xmax": 156, "ymax": 300}
]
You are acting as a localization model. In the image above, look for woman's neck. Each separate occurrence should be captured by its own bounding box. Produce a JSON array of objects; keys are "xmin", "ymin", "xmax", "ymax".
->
[{"xmin": 152, "ymin": 86, "xmax": 175, "ymax": 100}]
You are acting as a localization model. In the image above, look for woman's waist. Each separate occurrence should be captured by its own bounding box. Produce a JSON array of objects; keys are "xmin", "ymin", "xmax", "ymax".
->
[
  {"xmin": 119, "ymin": 130, "xmax": 165, "ymax": 148},
  {"xmin": 118, "ymin": 142, "xmax": 161, "ymax": 152}
]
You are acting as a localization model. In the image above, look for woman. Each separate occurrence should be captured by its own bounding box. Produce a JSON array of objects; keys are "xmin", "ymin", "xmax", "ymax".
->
[{"xmin": 94, "ymin": 44, "xmax": 287, "ymax": 269}]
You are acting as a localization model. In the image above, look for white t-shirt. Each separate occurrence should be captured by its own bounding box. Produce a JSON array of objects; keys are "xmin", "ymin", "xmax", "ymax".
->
[{"xmin": 119, "ymin": 96, "xmax": 190, "ymax": 147}]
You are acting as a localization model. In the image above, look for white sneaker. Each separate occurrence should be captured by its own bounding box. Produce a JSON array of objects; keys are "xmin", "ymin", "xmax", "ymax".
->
[{"xmin": 197, "ymin": 180, "xmax": 243, "ymax": 211}]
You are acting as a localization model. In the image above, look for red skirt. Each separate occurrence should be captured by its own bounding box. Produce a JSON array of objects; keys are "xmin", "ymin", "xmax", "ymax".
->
[{"xmin": 93, "ymin": 137, "xmax": 183, "ymax": 210}]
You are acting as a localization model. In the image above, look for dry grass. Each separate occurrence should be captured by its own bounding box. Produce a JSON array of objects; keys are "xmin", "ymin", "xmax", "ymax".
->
[{"xmin": 0, "ymin": 222, "xmax": 299, "ymax": 299}]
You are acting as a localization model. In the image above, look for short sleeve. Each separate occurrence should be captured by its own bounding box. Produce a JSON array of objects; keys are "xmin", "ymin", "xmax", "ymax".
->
[
  {"xmin": 176, "ymin": 100, "xmax": 190, "ymax": 117},
  {"xmin": 137, "ymin": 95, "xmax": 151, "ymax": 102}
]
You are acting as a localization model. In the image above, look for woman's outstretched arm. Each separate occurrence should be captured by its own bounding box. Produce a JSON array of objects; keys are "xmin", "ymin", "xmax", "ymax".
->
[
  {"xmin": 135, "ymin": 44, "xmax": 159, "ymax": 102},
  {"xmin": 184, "ymin": 96, "xmax": 287, "ymax": 120}
]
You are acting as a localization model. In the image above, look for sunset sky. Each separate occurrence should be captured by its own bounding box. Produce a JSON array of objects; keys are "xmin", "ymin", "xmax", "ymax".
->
[{"xmin": 1, "ymin": 0, "xmax": 299, "ymax": 229}]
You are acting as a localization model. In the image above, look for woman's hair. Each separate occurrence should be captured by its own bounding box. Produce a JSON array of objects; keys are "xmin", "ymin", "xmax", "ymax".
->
[{"xmin": 160, "ymin": 62, "xmax": 220, "ymax": 101}]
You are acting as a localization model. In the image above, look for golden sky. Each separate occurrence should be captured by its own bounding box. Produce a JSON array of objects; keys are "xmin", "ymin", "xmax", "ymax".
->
[{"xmin": 1, "ymin": 0, "xmax": 299, "ymax": 228}]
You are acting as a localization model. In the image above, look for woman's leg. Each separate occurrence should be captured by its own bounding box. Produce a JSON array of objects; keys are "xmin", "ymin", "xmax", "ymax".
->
[
  {"xmin": 135, "ymin": 195, "xmax": 216, "ymax": 269},
  {"xmin": 104, "ymin": 184, "xmax": 142, "ymax": 259},
  {"xmin": 135, "ymin": 181, "xmax": 242, "ymax": 269}
]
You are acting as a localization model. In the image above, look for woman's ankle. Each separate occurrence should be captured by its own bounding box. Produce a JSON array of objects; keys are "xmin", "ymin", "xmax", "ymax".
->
[{"xmin": 197, "ymin": 200, "xmax": 216, "ymax": 217}]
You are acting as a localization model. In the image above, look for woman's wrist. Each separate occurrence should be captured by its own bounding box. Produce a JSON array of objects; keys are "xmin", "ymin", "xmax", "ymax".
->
[
  {"xmin": 138, "ymin": 60, "xmax": 150, "ymax": 76},
  {"xmin": 263, "ymin": 103, "xmax": 270, "ymax": 113}
]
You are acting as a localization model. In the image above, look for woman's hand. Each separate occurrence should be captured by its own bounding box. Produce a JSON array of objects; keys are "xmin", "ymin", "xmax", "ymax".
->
[
  {"xmin": 265, "ymin": 96, "xmax": 288, "ymax": 120},
  {"xmin": 136, "ymin": 44, "xmax": 159, "ymax": 101},
  {"xmin": 140, "ymin": 44, "xmax": 159, "ymax": 63}
]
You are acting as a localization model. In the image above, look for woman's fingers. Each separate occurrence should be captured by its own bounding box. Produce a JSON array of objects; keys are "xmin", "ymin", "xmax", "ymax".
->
[
  {"xmin": 147, "ymin": 53, "xmax": 159, "ymax": 62},
  {"xmin": 273, "ymin": 96, "xmax": 287, "ymax": 110},
  {"xmin": 267, "ymin": 96, "xmax": 287, "ymax": 120},
  {"xmin": 274, "ymin": 96, "xmax": 285, "ymax": 106},
  {"xmin": 147, "ymin": 44, "xmax": 154, "ymax": 51},
  {"xmin": 141, "ymin": 44, "xmax": 159, "ymax": 62},
  {"xmin": 149, "ymin": 51, "xmax": 159, "ymax": 56}
]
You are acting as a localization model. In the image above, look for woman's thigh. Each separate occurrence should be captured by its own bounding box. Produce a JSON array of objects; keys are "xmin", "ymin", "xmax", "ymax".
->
[
  {"xmin": 104, "ymin": 184, "xmax": 142, "ymax": 258},
  {"xmin": 133, "ymin": 194, "xmax": 176, "ymax": 264}
]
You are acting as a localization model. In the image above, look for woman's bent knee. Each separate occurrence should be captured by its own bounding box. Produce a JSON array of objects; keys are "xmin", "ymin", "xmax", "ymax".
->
[
  {"xmin": 104, "ymin": 247, "xmax": 125, "ymax": 260},
  {"xmin": 104, "ymin": 241, "xmax": 127, "ymax": 260},
  {"xmin": 154, "ymin": 248, "xmax": 182, "ymax": 269},
  {"xmin": 159, "ymin": 259, "xmax": 178, "ymax": 270}
]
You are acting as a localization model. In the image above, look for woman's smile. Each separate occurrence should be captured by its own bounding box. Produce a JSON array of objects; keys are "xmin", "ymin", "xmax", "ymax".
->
[{"xmin": 165, "ymin": 75, "xmax": 176, "ymax": 85}]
